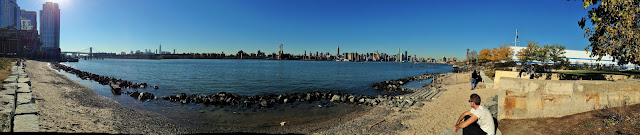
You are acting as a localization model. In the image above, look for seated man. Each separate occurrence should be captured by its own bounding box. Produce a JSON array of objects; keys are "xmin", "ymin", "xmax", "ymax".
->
[{"xmin": 453, "ymin": 94, "xmax": 495, "ymax": 135}]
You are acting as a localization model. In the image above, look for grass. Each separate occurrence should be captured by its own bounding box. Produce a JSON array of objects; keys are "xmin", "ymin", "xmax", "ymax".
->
[
  {"xmin": 554, "ymin": 70, "xmax": 640, "ymax": 76},
  {"xmin": 0, "ymin": 58, "xmax": 14, "ymax": 88}
]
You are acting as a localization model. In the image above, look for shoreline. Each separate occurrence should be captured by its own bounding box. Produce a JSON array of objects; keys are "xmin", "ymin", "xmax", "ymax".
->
[
  {"xmin": 26, "ymin": 60, "xmax": 193, "ymax": 134},
  {"xmin": 319, "ymin": 71, "xmax": 500, "ymax": 134},
  {"xmin": 32, "ymin": 60, "xmax": 444, "ymax": 134}
]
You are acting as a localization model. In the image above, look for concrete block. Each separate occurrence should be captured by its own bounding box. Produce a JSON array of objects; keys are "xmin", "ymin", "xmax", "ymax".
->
[
  {"xmin": 15, "ymin": 103, "xmax": 36, "ymax": 115},
  {"xmin": 0, "ymin": 95, "xmax": 15, "ymax": 132},
  {"xmin": 13, "ymin": 114, "xmax": 39, "ymax": 132},
  {"xmin": 17, "ymin": 93, "xmax": 33, "ymax": 105},
  {"xmin": 16, "ymin": 87, "xmax": 30, "ymax": 93},
  {"xmin": 17, "ymin": 78, "xmax": 30, "ymax": 83},
  {"xmin": 0, "ymin": 88, "xmax": 16, "ymax": 96},
  {"xmin": 17, "ymin": 83, "xmax": 29, "ymax": 88},
  {"xmin": 2, "ymin": 77, "xmax": 17, "ymax": 83}
]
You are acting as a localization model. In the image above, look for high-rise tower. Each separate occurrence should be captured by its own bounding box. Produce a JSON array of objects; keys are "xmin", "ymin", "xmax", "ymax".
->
[
  {"xmin": 278, "ymin": 44, "xmax": 283, "ymax": 60},
  {"xmin": 40, "ymin": 2, "xmax": 60, "ymax": 49},
  {"xmin": 0, "ymin": 0, "xmax": 21, "ymax": 29}
]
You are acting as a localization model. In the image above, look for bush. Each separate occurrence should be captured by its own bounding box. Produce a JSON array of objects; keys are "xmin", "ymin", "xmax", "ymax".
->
[
  {"xmin": 0, "ymin": 58, "xmax": 13, "ymax": 70},
  {"xmin": 484, "ymin": 70, "xmax": 496, "ymax": 80}
]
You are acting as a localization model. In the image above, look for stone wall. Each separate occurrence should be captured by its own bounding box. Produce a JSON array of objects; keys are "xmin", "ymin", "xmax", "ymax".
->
[
  {"xmin": 493, "ymin": 70, "xmax": 635, "ymax": 88},
  {"xmin": 497, "ymin": 77, "xmax": 640, "ymax": 119}
]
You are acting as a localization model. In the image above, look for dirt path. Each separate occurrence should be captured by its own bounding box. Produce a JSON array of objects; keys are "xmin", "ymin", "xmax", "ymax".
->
[{"xmin": 26, "ymin": 60, "xmax": 192, "ymax": 134}]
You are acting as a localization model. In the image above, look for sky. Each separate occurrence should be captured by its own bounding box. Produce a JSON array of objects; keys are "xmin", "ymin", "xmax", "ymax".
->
[{"xmin": 18, "ymin": 0, "xmax": 593, "ymax": 59}]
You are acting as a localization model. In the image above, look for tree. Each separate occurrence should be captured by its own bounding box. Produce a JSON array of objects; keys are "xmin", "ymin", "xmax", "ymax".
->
[
  {"xmin": 494, "ymin": 44, "xmax": 514, "ymax": 62},
  {"xmin": 478, "ymin": 49, "xmax": 493, "ymax": 63},
  {"xmin": 549, "ymin": 43, "xmax": 567, "ymax": 69},
  {"xmin": 517, "ymin": 41, "xmax": 539, "ymax": 65},
  {"xmin": 534, "ymin": 44, "xmax": 550, "ymax": 64},
  {"xmin": 469, "ymin": 50, "xmax": 478, "ymax": 64},
  {"xmin": 578, "ymin": 0, "xmax": 640, "ymax": 65}
]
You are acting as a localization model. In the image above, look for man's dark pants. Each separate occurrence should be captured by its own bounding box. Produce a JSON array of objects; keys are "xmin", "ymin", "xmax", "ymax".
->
[{"xmin": 462, "ymin": 115, "xmax": 487, "ymax": 135}]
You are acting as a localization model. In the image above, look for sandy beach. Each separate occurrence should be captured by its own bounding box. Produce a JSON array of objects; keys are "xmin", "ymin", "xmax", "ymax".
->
[
  {"xmin": 23, "ymin": 59, "xmax": 489, "ymax": 134},
  {"xmin": 26, "ymin": 60, "xmax": 193, "ymax": 134},
  {"xmin": 319, "ymin": 72, "xmax": 498, "ymax": 134}
]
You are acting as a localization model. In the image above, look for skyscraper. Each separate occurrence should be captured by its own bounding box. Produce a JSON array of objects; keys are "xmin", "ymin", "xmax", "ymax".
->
[
  {"xmin": 336, "ymin": 44, "xmax": 340, "ymax": 58},
  {"xmin": 278, "ymin": 44, "xmax": 283, "ymax": 60},
  {"xmin": 40, "ymin": 2, "xmax": 60, "ymax": 49},
  {"xmin": 20, "ymin": 9, "xmax": 36, "ymax": 30},
  {"xmin": 0, "ymin": 0, "xmax": 21, "ymax": 29},
  {"xmin": 159, "ymin": 44, "xmax": 162, "ymax": 54}
]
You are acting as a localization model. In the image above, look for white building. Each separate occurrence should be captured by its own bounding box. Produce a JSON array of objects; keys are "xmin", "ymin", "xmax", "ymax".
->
[
  {"xmin": 511, "ymin": 46, "xmax": 638, "ymax": 70},
  {"xmin": 19, "ymin": 17, "xmax": 32, "ymax": 30}
]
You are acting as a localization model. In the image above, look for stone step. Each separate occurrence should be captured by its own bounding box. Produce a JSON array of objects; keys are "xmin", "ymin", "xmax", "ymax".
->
[
  {"xmin": 15, "ymin": 103, "xmax": 36, "ymax": 115},
  {"xmin": 16, "ymin": 83, "xmax": 29, "ymax": 89},
  {"xmin": 17, "ymin": 93, "xmax": 33, "ymax": 105},
  {"xmin": 16, "ymin": 87, "xmax": 30, "ymax": 93},
  {"xmin": 13, "ymin": 114, "xmax": 39, "ymax": 132},
  {"xmin": 0, "ymin": 95, "xmax": 15, "ymax": 132},
  {"xmin": 0, "ymin": 88, "xmax": 16, "ymax": 96},
  {"xmin": 17, "ymin": 78, "xmax": 29, "ymax": 84}
]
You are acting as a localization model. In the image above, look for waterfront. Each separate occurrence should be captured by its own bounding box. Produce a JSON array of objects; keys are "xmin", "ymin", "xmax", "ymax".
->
[{"xmin": 58, "ymin": 59, "xmax": 453, "ymax": 133}]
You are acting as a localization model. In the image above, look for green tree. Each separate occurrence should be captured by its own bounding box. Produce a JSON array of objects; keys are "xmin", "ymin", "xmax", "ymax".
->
[
  {"xmin": 535, "ymin": 44, "xmax": 550, "ymax": 64},
  {"xmin": 549, "ymin": 43, "xmax": 567, "ymax": 69},
  {"xmin": 578, "ymin": 0, "xmax": 640, "ymax": 65},
  {"xmin": 517, "ymin": 41, "xmax": 539, "ymax": 65}
]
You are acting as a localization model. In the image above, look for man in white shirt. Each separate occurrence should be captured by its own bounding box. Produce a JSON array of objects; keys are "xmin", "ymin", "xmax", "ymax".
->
[{"xmin": 453, "ymin": 94, "xmax": 496, "ymax": 135}]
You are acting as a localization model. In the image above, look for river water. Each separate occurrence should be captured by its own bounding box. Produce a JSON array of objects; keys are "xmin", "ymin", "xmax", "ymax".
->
[{"xmin": 60, "ymin": 59, "xmax": 453, "ymax": 132}]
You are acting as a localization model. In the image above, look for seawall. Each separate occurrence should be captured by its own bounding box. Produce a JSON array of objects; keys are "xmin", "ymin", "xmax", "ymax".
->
[{"xmin": 498, "ymin": 77, "xmax": 640, "ymax": 120}]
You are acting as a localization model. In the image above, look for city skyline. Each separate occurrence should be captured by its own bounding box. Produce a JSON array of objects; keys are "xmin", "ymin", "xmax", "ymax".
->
[{"xmin": 17, "ymin": 0, "xmax": 594, "ymax": 59}]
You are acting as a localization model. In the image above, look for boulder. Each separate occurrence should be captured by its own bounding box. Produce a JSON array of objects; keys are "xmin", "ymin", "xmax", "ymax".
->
[
  {"xmin": 259, "ymin": 100, "xmax": 268, "ymax": 107},
  {"xmin": 330, "ymin": 95, "xmax": 341, "ymax": 102}
]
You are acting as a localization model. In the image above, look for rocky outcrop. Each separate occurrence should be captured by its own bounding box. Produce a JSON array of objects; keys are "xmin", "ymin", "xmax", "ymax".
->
[
  {"xmin": 372, "ymin": 74, "xmax": 438, "ymax": 92},
  {"xmin": 51, "ymin": 63, "xmax": 159, "ymax": 90}
]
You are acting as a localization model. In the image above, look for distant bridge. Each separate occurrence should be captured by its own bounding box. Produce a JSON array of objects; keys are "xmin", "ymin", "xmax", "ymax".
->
[{"xmin": 61, "ymin": 47, "xmax": 105, "ymax": 58}]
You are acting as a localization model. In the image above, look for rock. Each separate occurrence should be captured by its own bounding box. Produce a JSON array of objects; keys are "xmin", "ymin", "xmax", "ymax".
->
[
  {"xmin": 330, "ymin": 95, "xmax": 341, "ymax": 102},
  {"xmin": 259, "ymin": 100, "xmax": 268, "ymax": 107},
  {"xmin": 283, "ymin": 98, "xmax": 289, "ymax": 103},
  {"xmin": 280, "ymin": 121, "xmax": 287, "ymax": 126},
  {"xmin": 348, "ymin": 95, "xmax": 355, "ymax": 103}
]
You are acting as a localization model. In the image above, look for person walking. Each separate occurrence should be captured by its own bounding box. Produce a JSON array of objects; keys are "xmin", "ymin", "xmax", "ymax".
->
[
  {"xmin": 517, "ymin": 65, "xmax": 526, "ymax": 78},
  {"xmin": 471, "ymin": 70, "xmax": 478, "ymax": 90},
  {"xmin": 453, "ymin": 94, "xmax": 496, "ymax": 135},
  {"xmin": 529, "ymin": 65, "xmax": 536, "ymax": 79}
]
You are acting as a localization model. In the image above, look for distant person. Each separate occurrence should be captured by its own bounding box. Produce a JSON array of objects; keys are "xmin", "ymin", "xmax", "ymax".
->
[
  {"xmin": 517, "ymin": 65, "xmax": 526, "ymax": 78},
  {"xmin": 453, "ymin": 94, "xmax": 495, "ymax": 135},
  {"xmin": 471, "ymin": 70, "xmax": 478, "ymax": 90},
  {"xmin": 476, "ymin": 72, "xmax": 482, "ymax": 88},
  {"xmin": 529, "ymin": 65, "xmax": 535, "ymax": 79}
]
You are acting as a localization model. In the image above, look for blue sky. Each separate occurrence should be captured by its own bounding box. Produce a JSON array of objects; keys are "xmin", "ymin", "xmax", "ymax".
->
[{"xmin": 19, "ymin": 0, "xmax": 591, "ymax": 59}]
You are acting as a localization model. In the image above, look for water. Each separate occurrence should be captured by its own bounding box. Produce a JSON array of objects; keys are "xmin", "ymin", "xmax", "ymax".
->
[
  {"xmin": 60, "ymin": 59, "xmax": 453, "ymax": 132},
  {"xmin": 402, "ymin": 79, "xmax": 433, "ymax": 89},
  {"xmin": 62, "ymin": 59, "xmax": 452, "ymax": 96}
]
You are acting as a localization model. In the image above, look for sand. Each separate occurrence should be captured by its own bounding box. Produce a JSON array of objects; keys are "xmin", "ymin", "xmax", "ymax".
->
[
  {"xmin": 26, "ymin": 59, "xmax": 491, "ymax": 134},
  {"xmin": 26, "ymin": 60, "xmax": 193, "ymax": 134},
  {"xmin": 319, "ymin": 72, "xmax": 499, "ymax": 134}
]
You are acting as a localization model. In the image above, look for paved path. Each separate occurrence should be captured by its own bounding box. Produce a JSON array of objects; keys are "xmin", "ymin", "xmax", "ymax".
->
[{"xmin": 1, "ymin": 63, "xmax": 39, "ymax": 132}]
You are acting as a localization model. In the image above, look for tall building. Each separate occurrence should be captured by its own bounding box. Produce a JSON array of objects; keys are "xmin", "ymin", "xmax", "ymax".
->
[
  {"xmin": 40, "ymin": 2, "xmax": 60, "ymax": 48},
  {"xmin": 397, "ymin": 48, "xmax": 400, "ymax": 62},
  {"xmin": 159, "ymin": 44, "xmax": 162, "ymax": 54},
  {"xmin": 20, "ymin": 9, "xmax": 36, "ymax": 30},
  {"xmin": 40, "ymin": 2, "xmax": 60, "ymax": 59},
  {"xmin": 404, "ymin": 51, "xmax": 408, "ymax": 61},
  {"xmin": 336, "ymin": 44, "xmax": 340, "ymax": 58},
  {"xmin": 0, "ymin": 0, "xmax": 21, "ymax": 29},
  {"xmin": 278, "ymin": 44, "xmax": 283, "ymax": 60}
]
